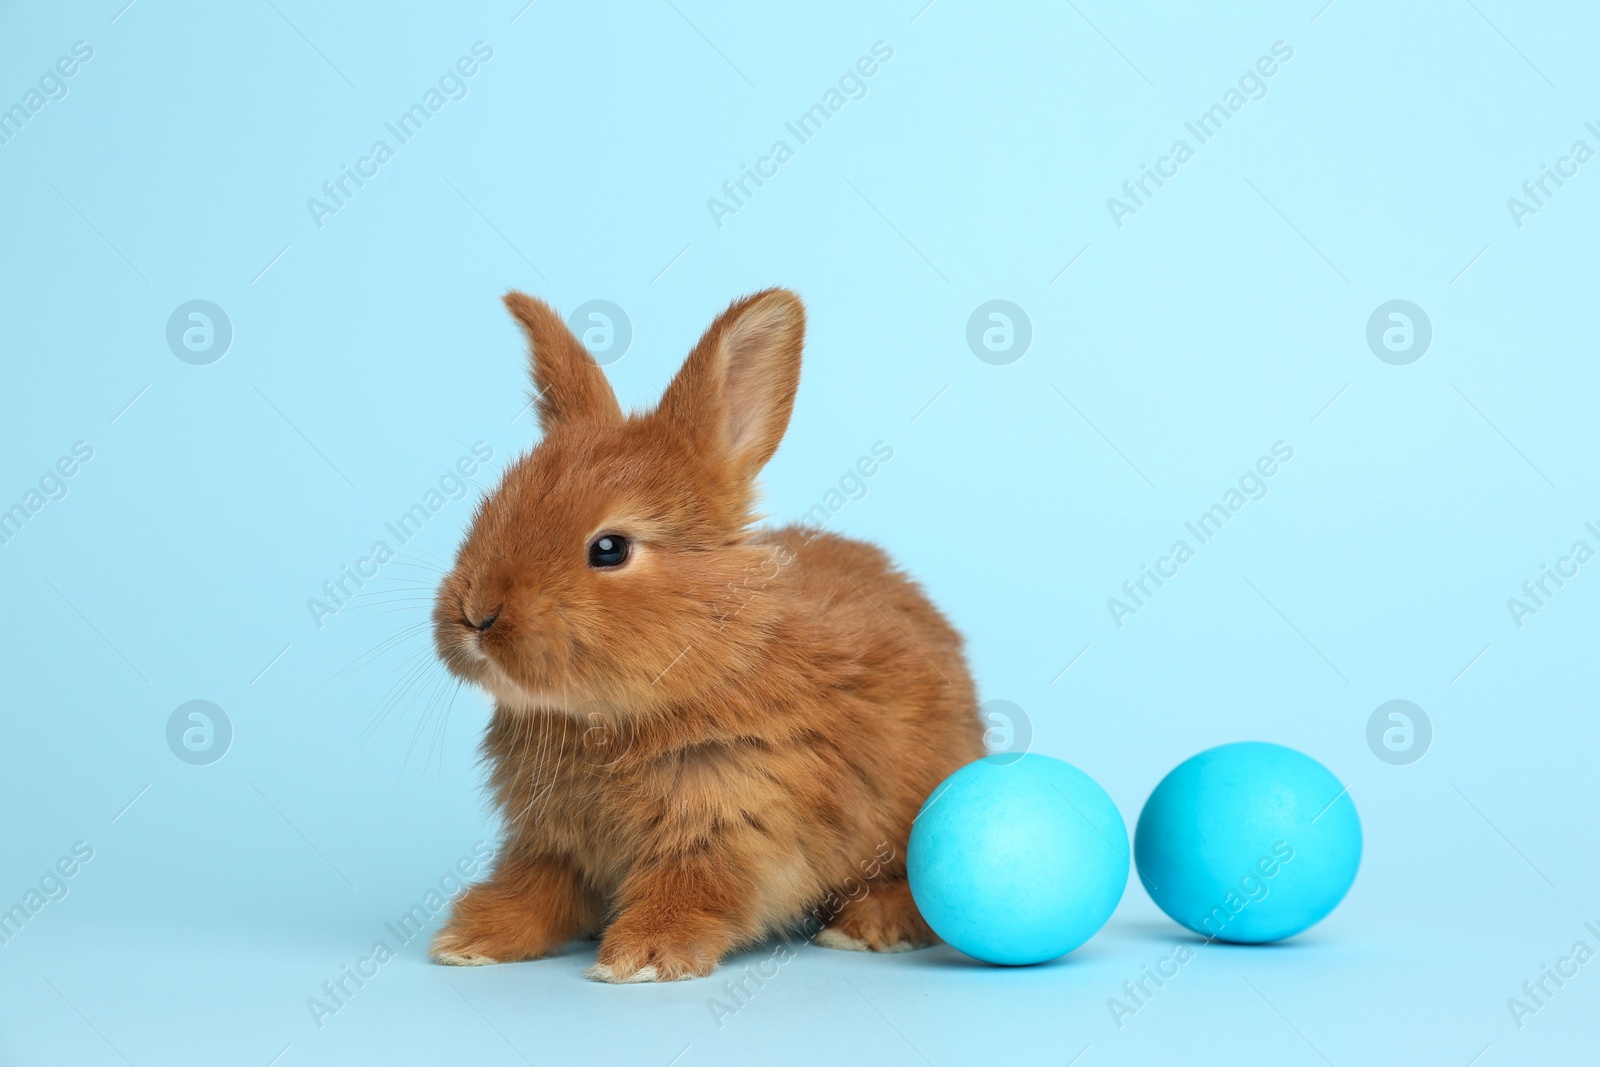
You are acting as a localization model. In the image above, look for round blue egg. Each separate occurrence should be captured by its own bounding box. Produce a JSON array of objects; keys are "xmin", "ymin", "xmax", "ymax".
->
[
  {"xmin": 1134, "ymin": 742, "xmax": 1361, "ymax": 943},
  {"xmin": 908, "ymin": 754, "xmax": 1128, "ymax": 965}
]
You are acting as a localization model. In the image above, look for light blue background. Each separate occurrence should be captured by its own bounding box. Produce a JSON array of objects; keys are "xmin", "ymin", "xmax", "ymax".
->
[{"xmin": 3, "ymin": 1, "xmax": 1597, "ymax": 1064}]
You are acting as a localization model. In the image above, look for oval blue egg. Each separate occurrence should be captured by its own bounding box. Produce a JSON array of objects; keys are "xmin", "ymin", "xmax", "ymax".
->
[
  {"xmin": 908, "ymin": 754, "xmax": 1128, "ymax": 965},
  {"xmin": 1134, "ymin": 742, "xmax": 1361, "ymax": 944}
]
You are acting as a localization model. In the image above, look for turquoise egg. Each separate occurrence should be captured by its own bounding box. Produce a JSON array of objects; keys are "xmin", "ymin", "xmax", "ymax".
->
[
  {"xmin": 1134, "ymin": 742, "xmax": 1361, "ymax": 943},
  {"xmin": 908, "ymin": 754, "xmax": 1128, "ymax": 965}
]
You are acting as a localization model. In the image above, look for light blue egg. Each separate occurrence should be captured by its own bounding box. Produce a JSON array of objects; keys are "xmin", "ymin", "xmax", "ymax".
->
[
  {"xmin": 1134, "ymin": 742, "xmax": 1361, "ymax": 944},
  {"xmin": 908, "ymin": 754, "xmax": 1128, "ymax": 965}
]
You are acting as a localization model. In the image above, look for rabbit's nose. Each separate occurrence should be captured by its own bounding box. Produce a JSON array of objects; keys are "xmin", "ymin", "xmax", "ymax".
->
[{"xmin": 465, "ymin": 605, "xmax": 502, "ymax": 632}]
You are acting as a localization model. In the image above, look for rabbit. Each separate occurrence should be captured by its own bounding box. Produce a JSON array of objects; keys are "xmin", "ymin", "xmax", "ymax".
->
[{"xmin": 428, "ymin": 288, "xmax": 985, "ymax": 982}]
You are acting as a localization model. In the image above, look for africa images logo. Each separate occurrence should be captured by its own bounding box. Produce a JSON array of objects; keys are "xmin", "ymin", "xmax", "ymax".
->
[
  {"xmin": 1106, "ymin": 41, "xmax": 1294, "ymax": 228},
  {"xmin": 705, "ymin": 41, "xmax": 894, "ymax": 229},
  {"xmin": 305, "ymin": 42, "xmax": 494, "ymax": 229}
]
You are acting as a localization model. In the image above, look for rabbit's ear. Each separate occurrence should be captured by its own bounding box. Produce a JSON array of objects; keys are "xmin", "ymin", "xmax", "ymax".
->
[
  {"xmin": 657, "ymin": 288, "xmax": 804, "ymax": 480},
  {"xmin": 503, "ymin": 291, "xmax": 623, "ymax": 430}
]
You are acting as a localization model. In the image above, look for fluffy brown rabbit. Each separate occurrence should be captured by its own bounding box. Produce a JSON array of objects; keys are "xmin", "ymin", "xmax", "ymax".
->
[{"xmin": 428, "ymin": 288, "xmax": 984, "ymax": 982}]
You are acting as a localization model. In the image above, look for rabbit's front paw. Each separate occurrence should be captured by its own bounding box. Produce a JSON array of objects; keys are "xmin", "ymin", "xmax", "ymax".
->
[
  {"xmin": 814, "ymin": 877, "xmax": 936, "ymax": 953},
  {"xmin": 430, "ymin": 921, "xmax": 507, "ymax": 967},
  {"xmin": 588, "ymin": 913, "xmax": 723, "ymax": 983},
  {"xmin": 430, "ymin": 899, "xmax": 564, "ymax": 966},
  {"xmin": 429, "ymin": 855, "xmax": 602, "ymax": 966}
]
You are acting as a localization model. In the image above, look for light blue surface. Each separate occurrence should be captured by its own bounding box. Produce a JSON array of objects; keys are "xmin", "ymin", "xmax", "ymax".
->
[
  {"xmin": 1134, "ymin": 742, "xmax": 1362, "ymax": 943},
  {"xmin": 3, "ymin": 1, "xmax": 1599, "ymax": 1064},
  {"xmin": 908, "ymin": 755, "xmax": 1129, "ymax": 964}
]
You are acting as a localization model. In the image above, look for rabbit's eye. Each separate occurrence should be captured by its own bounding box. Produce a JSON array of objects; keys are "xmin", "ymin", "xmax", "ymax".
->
[{"xmin": 588, "ymin": 534, "xmax": 630, "ymax": 568}]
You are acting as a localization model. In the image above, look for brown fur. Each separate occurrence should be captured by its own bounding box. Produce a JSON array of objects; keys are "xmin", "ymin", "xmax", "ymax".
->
[{"xmin": 429, "ymin": 288, "xmax": 984, "ymax": 981}]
